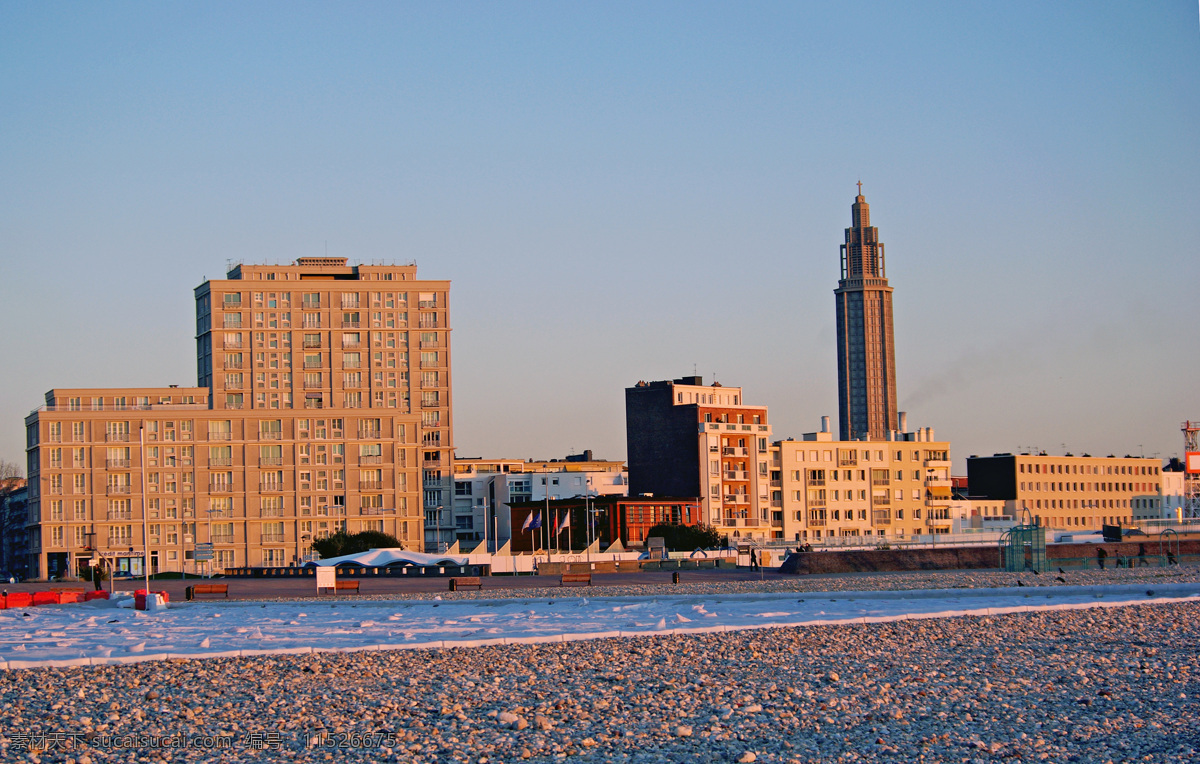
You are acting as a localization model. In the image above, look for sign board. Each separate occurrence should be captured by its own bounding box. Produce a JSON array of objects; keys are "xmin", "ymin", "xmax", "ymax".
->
[
  {"xmin": 193, "ymin": 542, "xmax": 215, "ymax": 561},
  {"xmin": 1186, "ymin": 452, "xmax": 1200, "ymax": 475},
  {"xmin": 315, "ymin": 566, "xmax": 336, "ymax": 592}
]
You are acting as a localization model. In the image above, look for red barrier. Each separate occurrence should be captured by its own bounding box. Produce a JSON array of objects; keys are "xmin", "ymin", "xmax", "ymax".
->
[
  {"xmin": 85, "ymin": 590, "xmax": 110, "ymax": 601},
  {"xmin": 4, "ymin": 592, "xmax": 32, "ymax": 608},
  {"xmin": 59, "ymin": 591, "xmax": 85, "ymax": 604},
  {"xmin": 32, "ymin": 591, "xmax": 62, "ymax": 606}
]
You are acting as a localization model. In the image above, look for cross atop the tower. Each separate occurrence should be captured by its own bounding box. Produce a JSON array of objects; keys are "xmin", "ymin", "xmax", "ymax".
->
[{"xmin": 856, "ymin": 180, "xmax": 862, "ymax": 196}]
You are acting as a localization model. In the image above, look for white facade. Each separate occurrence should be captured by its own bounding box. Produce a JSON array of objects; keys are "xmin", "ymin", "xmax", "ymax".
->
[
  {"xmin": 449, "ymin": 458, "xmax": 627, "ymax": 551},
  {"xmin": 1154, "ymin": 469, "xmax": 1186, "ymax": 520}
]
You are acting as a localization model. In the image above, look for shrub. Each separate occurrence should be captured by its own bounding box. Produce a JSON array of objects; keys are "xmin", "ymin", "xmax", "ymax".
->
[{"xmin": 646, "ymin": 523, "xmax": 724, "ymax": 551}]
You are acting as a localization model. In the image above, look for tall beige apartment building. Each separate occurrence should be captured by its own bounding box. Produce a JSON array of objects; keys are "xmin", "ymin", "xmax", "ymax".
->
[
  {"xmin": 22, "ymin": 258, "xmax": 451, "ymax": 579},
  {"xmin": 772, "ymin": 420, "xmax": 954, "ymax": 541}
]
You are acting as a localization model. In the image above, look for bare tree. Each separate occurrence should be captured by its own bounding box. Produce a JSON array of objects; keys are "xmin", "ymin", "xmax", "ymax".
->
[{"xmin": 0, "ymin": 460, "xmax": 23, "ymax": 480}]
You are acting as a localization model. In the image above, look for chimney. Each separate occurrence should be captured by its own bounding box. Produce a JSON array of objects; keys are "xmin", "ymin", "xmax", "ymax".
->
[
  {"xmin": 821, "ymin": 416, "xmax": 830, "ymax": 434},
  {"xmin": 898, "ymin": 411, "xmax": 908, "ymax": 434}
]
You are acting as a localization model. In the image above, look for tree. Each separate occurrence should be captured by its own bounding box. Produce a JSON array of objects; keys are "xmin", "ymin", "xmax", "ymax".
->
[
  {"xmin": 646, "ymin": 523, "xmax": 724, "ymax": 551},
  {"xmin": 0, "ymin": 460, "xmax": 22, "ymax": 480},
  {"xmin": 311, "ymin": 530, "xmax": 402, "ymax": 560}
]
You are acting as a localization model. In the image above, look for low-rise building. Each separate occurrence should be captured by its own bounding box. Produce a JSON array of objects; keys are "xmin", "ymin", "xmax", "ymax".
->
[
  {"xmin": 448, "ymin": 454, "xmax": 627, "ymax": 551},
  {"xmin": 506, "ymin": 495, "xmax": 702, "ymax": 552},
  {"xmin": 966, "ymin": 452, "xmax": 1163, "ymax": 530}
]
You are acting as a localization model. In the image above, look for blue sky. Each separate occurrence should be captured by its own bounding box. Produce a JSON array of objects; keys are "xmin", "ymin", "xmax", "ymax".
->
[{"xmin": 2, "ymin": 2, "xmax": 1198, "ymax": 471}]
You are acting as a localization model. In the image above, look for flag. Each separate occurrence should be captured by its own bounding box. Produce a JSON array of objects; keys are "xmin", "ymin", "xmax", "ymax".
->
[
  {"xmin": 521, "ymin": 512, "xmax": 534, "ymax": 532},
  {"xmin": 556, "ymin": 511, "xmax": 570, "ymax": 535},
  {"xmin": 529, "ymin": 511, "xmax": 542, "ymax": 530}
]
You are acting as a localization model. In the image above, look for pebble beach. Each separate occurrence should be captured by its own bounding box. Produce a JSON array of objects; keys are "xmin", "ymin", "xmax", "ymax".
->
[{"xmin": 1, "ymin": 568, "xmax": 1196, "ymax": 763}]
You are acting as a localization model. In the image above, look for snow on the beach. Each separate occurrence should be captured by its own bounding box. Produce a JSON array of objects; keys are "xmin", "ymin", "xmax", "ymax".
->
[{"xmin": 1, "ymin": 583, "xmax": 1197, "ymax": 669}]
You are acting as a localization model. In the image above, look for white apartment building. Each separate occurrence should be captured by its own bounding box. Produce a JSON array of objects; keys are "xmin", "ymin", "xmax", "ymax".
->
[{"xmin": 447, "ymin": 455, "xmax": 627, "ymax": 551}]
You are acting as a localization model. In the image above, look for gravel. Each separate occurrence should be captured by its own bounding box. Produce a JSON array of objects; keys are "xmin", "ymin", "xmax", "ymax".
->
[{"xmin": 0, "ymin": 597, "xmax": 1196, "ymax": 763}]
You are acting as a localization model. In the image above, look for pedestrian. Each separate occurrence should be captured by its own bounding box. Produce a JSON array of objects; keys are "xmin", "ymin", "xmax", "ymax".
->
[
  {"xmin": 1096, "ymin": 547, "xmax": 1107, "ymax": 570},
  {"xmin": 749, "ymin": 548, "xmax": 759, "ymax": 571},
  {"xmin": 1137, "ymin": 544, "xmax": 1147, "ymax": 567}
]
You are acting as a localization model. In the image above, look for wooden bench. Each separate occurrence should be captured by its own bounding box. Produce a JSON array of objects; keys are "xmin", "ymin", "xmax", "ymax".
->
[
  {"xmin": 560, "ymin": 572, "xmax": 592, "ymax": 587},
  {"xmin": 320, "ymin": 580, "xmax": 360, "ymax": 595},
  {"xmin": 448, "ymin": 576, "xmax": 482, "ymax": 591},
  {"xmin": 185, "ymin": 583, "xmax": 229, "ymax": 600},
  {"xmin": 50, "ymin": 586, "xmax": 87, "ymax": 594}
]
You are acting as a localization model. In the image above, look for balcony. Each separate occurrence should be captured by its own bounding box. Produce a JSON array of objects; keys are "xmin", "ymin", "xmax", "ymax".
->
[
  {"xmin": 107, "ymin": 459, "xmax": 131, "ymax": 469},
  {"xmin": 224, "ymin": 381, "xmax": 244, "ymax": 390},
  {"xmin": 808, "ymin": 518, "xmax": 827, "ymax": 527},
  {"xmin": 222, "ymin": 298, "xmax": 242, "ymax": 309},
  {"xmin": 303, "ymin": 360, "xmax": 323, "ymax": 369},
  {"xmin": 872, "ymin": 496, "xmax": 891, "ymax": 505},
  {"xmin": 259, "ymin": 456, "xmax": 284, "ymax": 467},
  {"xmin": 106, "ymin": 485, "xmax": 132, "ymax": 495},
  {"xmin": 208, "ymin": 482, "xmax": 233, "ymax": 493},
  {"xmin": 422, "ymin": 459, "xmax": 442, "ymax": 470},
  {"xmin": 770, "ymin": 499, "xmax": 783, "ymax": 508},
  {"xmin": 343, "ymin": 359, "xmax": 361, "ymax": 369},
  {"xmin": 303, "ymin": 379, "xmax": 323, "ymax": 388},
  {"xmin": 358, "ymin": 428, "xmax": 382, "ymax": 439},
  {"xmin": 359, "ymin": 455, "xmax": 383, "ymax": 465},
  {"xmin": 770, "ymin": 479, "xmax": 782, "ymax": 488},
  {"xmin": 419, "ymin": 361, "xmax": 440, "ymax": 369},
  {"xmin": 924, "ymin": 477, "xmax": 951, "ymax": 488},
  {"xmin": 208, "ymin": 509, "xmax": 230, "ymax": 518},
  {"xmin": 261, "ymin": 533, "xmax": 286, "ymax": 544},
  {"xmin": 342, "ymin": 340, "xmax": 362, "ymax": 349},
  {"xmin": 872, "ymin": 512, "xmax": 892, "ymax": 525},
  {"xmin": 418, "ymin": 340, "xmax": 441, "ymax": 349},
  {"xmin": 302, "ymin": 300, "xmax": 321, "ymax": 310},
  {"xmin": 808, "ymin": 479, "xmax": 826, "ymax": 487},
  {"xmin": 341, "ymin": 320, "xmax": 361, "ymax": 329},
  {"xmin": 212, "ymin": 534, "xmax": 235, "ymax": 544},
  {"xmin": 225, "ymin": 359, "xmax": 244, "ymax": 369},
  {"xmin": 259, "ymin": 431, "xmax": 283, "ymax": 440},
  {"xmin": 361, "ymin": 507, "xmax": 395, "ymax": 516},
  {"xmin": 358, "ymin": 480, "xmax": 382, "ymax": 491},
  {"xmin": 419, "ymin": 399, "xmax": 441, "ymax": 409},
  {"xmin": 209, "ymin": 457, "xmax": 233, "ymax": 467},
  {"xmin": 105, "ymin": 433, "xmax": 130, "ymax": 443},
  {"xmin": 724, "ymin": 471, "xmax": 748, "ymax": 481},
  {"xmin": 303, "ymin": 338, "xmax": 322, "ymax": 348},
  {"xmin": 208, "ymin": 432, "xmax": 233, "ymax": 441},
  {"xmin": 107, "ymin": 510, "xmax": 133, "ymax": 521},
  {"xmin": 260, "ymin": 507, "xmax": 284, "ymax": 518},
  {"xmin": 839, "ymin": 458, "xmax": 857, "ymax": 467},
  {"xmin": 259, "ymin": 481, "xmax": 284, "ymax": 492},
  {"xmin": 340, "ymin": 299, "xmax": 361, "ymax": 310},
  {"xmin": 872, "ymin": 478, "xmax": 891, "ymax": 486}
]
